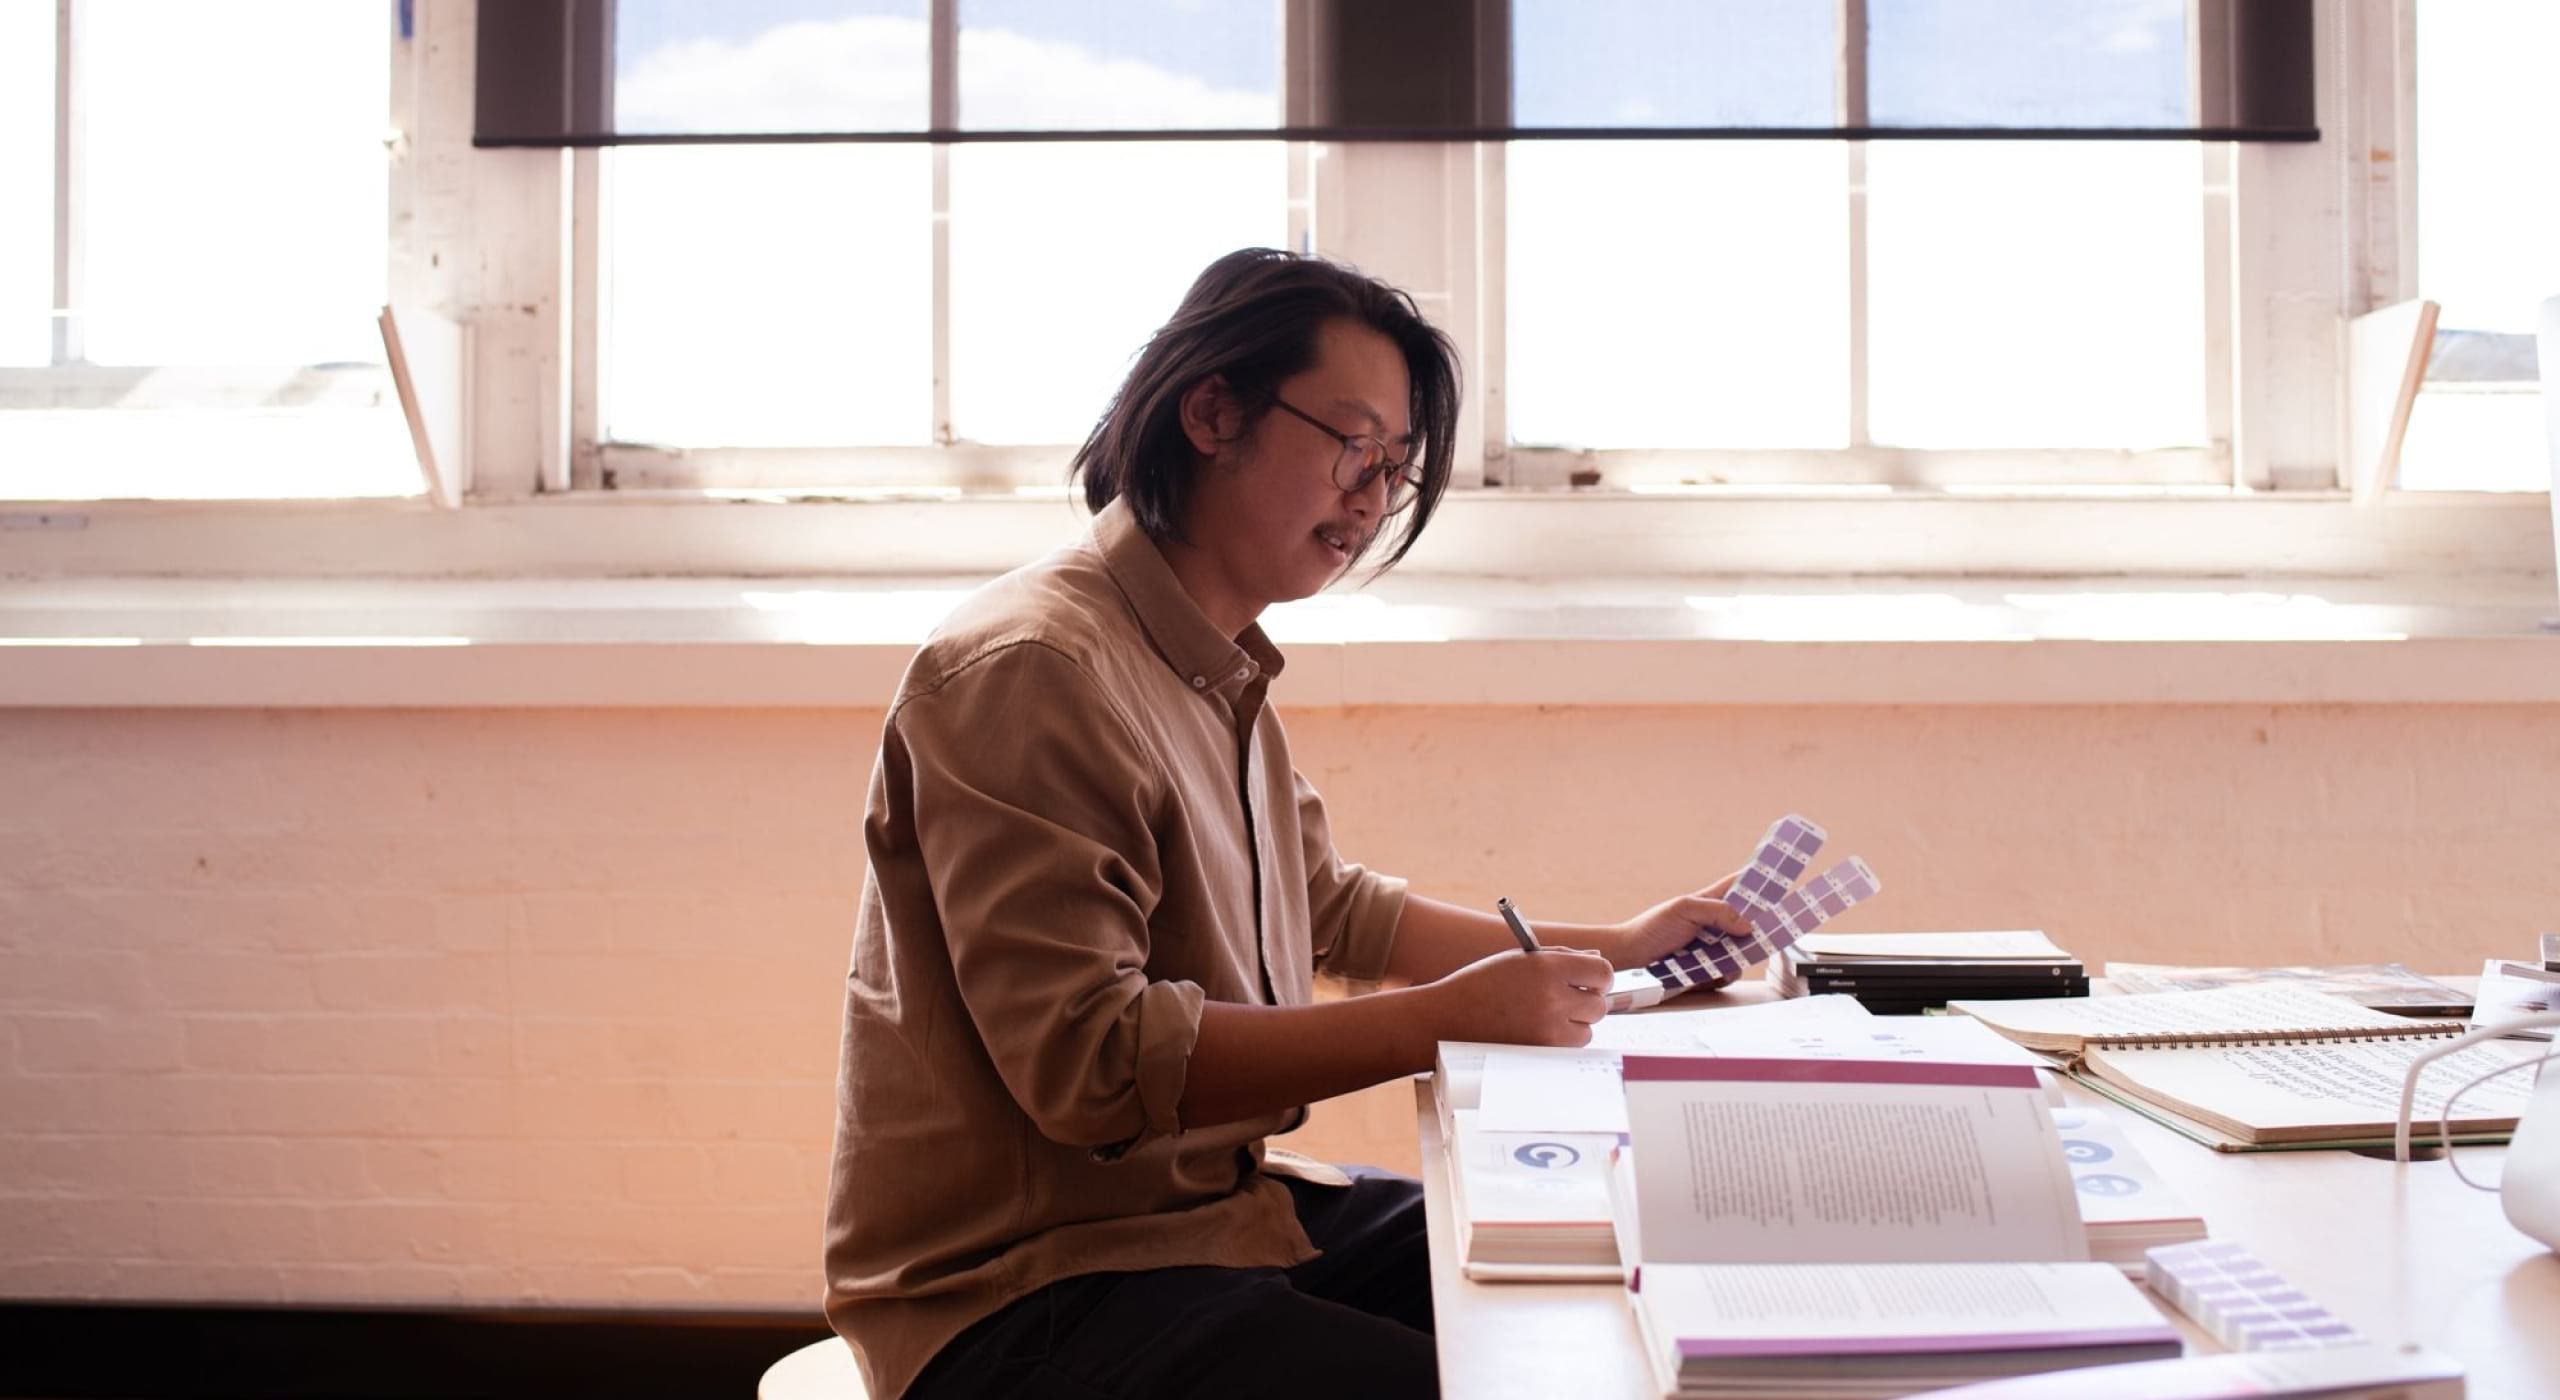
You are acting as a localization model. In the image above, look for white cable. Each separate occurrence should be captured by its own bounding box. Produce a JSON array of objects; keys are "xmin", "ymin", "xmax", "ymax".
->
[
  {"xmin": 2395, "ymin": 1009, "xmax": 2560, "ymax": 1163},
  {"xmin": 2435, "ymin": 1044, "xmax": 2560, "ymax": 1192}
]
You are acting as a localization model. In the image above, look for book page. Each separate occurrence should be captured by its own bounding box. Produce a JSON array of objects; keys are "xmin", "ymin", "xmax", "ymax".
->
[
  {"xmin": 2047, "ymin": 1105, "xmax": 2200, "ymax": 1228},
  {"xmin": 1957, "ymin": 983, "xmax": 2450, "ymax": 1049},
  {"xmin": 1798, "ymin": 930, "xmax": 2068, "ymax": 960},
  {"xmin": 2087, "ymin": 1035, "xmax": 2544, "ymax": 1135},
  {"xmin": 1448, "ymin": 1110, "xmax": 1617, "ymax": 1226},
  {"xmin": 1623, "ymin": 1061, "xmax": 2087, "ymax": 1263},
  {"xmin": 1637, "ymin": 1261, "xmax": 2166, "ymax": 1351}
]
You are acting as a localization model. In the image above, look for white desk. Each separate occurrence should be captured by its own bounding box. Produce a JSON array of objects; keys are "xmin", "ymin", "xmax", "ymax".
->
[{"xmin": 1414, "ymin": 987, "xmax": 2560, "ymax": 1398}]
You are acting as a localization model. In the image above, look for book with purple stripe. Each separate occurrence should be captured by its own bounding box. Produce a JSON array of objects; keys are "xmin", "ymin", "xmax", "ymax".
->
[
  {"xmin": 1615, "ymin": 1048, "xmax": 2174, "ymax": 1396},
  {"xmin": 2145, "ymin": 1240, "xmax": 2364, "ymax": 1352},
  {"xmin": 1910, "ymin": 1344, "xmax": 2463, "ymax": 1398},
  {"xmin": 1631, "ymin": 1265, "xmax": 2181, "ymax": 1396},
  {"xmin": 1611, "ymin": 814, "xmax": 1882, "ymax": 1012}
]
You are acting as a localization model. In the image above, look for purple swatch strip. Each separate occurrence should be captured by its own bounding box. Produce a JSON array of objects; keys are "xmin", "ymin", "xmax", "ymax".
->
[{"xmin": 2144, "ymin": 1241, "xmax": 2362, "ymax": 1353}]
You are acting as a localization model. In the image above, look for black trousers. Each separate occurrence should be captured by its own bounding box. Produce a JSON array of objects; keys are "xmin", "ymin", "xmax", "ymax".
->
[{"xmin": 905, "ymin": 1168, "xmax": 1439, "ymax": 1400}]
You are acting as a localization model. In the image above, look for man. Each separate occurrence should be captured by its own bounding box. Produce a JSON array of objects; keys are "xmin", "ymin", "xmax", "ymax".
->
[{"xmin": 824, "ymin": 248, "xmax": 1749, "ymax": 1399}]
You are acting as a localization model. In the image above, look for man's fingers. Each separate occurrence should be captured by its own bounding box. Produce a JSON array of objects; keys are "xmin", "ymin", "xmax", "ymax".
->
[{"xmin": 1680, "ymin": 895, "xmax": 1755, "ymax": 941}]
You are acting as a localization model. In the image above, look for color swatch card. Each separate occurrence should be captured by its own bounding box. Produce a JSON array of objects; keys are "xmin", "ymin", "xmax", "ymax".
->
[
  {"xmin": 2144, "ymin": 1240, "xmax": 2363, "ymax": 1352},
  {"xmin": 1614, "ymin": 814, "xmax": 1881, "ymax": 1011}
]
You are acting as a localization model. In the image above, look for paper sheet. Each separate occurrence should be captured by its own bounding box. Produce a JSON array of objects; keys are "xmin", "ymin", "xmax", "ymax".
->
[
  {"xmin": 1799, "ymin": 930, "xmax": 2068, "ymax": 961},
  {"xmin": 1473, "ymin": 996, "xmax": 2008, "ymax": 1135},
  {"xmin": 1955, "ymin": 982, "xmax": 2446, "ymax": 1048}
]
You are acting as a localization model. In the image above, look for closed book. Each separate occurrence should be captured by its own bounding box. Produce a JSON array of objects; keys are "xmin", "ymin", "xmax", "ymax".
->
[{"xmin": 1788, "ymin": 950, "xmax": 2087, "ymax": 983}]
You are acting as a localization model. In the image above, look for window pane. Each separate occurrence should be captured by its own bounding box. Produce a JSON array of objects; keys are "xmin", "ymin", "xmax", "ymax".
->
[
  {"xmin": 606, "ymin": 146, "xmax": 932, "ymax": 447},
  {"xmin": 0, "ymin": 0, "xmax": 50, "ymax": 366},
  {"xmin": 2417, "ymin": 0, "xmax": 2560, "ymax": 337},
  {"xmin": 0, "ymin": 408, "xmax": 417, "ymax": 500},
  {"xmin": 1506, "ymin": 142, "xmax": 1848, "ymax": 448},
  {"xmin": 1866, "ymin": 142, "xmax": 2202, "ymax": 450},
  {"xmin": 1513, "ymin": 0, "xmax": 1832, "ymax": 128},
  {"xmin": 1869, "ymin": 0, "xmax": 2185, "ymax": 129},
  {"xmin": 615, "ymin": 1, "xmax": 928, "ymax": 134},
  {"xmin": 79, "ymin": 0, "xmax": 387, "ymax": 366},
  {"xmin": 2401, "ymin": 0, "xmax": 2557, "ymax": 491},
  {"xmin": 959, "ymin": 1, "xmax": 1278, "ymax": 129},
  {"xmin": 948, "ymin": 142, "xmax": 1282, "ymax": 445}
]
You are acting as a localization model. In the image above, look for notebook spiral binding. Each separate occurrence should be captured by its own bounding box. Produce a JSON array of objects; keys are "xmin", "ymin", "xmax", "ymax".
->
[{"xmin": 2101, "ymin": 1025, "xmax": 2465, "ymax": 1051}]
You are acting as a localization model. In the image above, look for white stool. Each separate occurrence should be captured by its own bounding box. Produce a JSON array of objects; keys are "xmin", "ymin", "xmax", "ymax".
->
[{"xmin": 758, "ymin": 1337, "xmax": 867, "ymax": 1400}]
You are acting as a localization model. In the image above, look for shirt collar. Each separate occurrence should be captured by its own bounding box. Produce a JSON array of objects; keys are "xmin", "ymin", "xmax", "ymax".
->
[{"xmin": 1093, "ymin": 497, "xmax": 1285, "ymax": 697}]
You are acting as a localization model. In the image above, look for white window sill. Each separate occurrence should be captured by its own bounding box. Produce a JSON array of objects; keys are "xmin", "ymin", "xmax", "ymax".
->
[
  {"xmin": 0, "ymin": 486, "xmax": 2551, "ymax": 581},
  {"xmin": 2, "ymin": 574, "xmax": 2554, "ymax": 708}
]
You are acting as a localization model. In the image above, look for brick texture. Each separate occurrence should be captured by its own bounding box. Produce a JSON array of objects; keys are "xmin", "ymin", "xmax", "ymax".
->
[{"xmin": 2, "ymin": 703, "xmax": 2555, "ymax": 1308}]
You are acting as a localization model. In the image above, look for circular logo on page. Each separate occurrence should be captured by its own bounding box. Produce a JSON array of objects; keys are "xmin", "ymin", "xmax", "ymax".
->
[
  {"xmin": 2061, "ymin": 1138, "xmax": 2115, "ymax": 1164},
  {"xmin": 1513, "ymin": 1142, "xmax": 1582, "ymax": 1170},
  {"xmin": 2076, "ymin": 1173, "xmax": 2143, "ymax": 1198}
]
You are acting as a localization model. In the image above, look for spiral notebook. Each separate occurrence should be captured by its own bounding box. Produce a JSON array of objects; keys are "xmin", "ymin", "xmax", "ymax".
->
[{"xmin": 1952, "ymin": 983, "xmax": 2547, "ymax": 1151}]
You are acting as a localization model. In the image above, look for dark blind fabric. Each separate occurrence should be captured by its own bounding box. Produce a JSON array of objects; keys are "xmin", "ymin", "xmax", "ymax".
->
[{"xmin": 474, "ymin": 0, "xmax": 2314, "ymax": 147}]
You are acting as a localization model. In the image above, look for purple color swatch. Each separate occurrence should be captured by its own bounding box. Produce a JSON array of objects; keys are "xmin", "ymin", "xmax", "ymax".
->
[
  {"xmin": 2144, "ymin": 1240, "xmax": 2362, "ymax": 1353},
  {"xmin": 1636, "ymin": 814, "xmax": 1882, "ymax": 998}
]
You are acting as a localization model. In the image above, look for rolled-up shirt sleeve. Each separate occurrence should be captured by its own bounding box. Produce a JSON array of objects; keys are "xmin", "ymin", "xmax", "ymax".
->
[
  {"xmin": 1294, "ymin": 768, "xmax": 1408, "ymax": 984},
  {"xmin": 893, "ymin": 642, "xmax": 1201, "ymax": 1152}
]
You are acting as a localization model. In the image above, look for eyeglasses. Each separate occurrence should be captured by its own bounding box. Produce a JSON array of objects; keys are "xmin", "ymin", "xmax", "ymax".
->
[{"xmin": 1267, "ymin": 397, "xmax": 1423, "ymax": 514}]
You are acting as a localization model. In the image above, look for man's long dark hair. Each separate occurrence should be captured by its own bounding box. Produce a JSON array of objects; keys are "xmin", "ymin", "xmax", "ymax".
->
[{"xmin": 1070, "ymin": 248, "xmax": 1462, "ymax": 573}]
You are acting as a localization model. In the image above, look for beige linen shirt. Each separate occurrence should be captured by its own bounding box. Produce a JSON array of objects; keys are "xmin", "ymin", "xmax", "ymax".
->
[{"xmin": 822, "ymin": 497, "xmax": 1411, "ymax": 1399}]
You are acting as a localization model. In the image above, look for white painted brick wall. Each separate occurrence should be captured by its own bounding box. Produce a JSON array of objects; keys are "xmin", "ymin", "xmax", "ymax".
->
[{"xmin": 2, "ymin": 704, "xmax": 2555, "ymax": 1309}]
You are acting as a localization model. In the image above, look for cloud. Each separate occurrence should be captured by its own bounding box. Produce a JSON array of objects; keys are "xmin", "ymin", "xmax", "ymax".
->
[{"xmin": 615, "ymin": 16, "xmax": 1274, "ymax": 132}]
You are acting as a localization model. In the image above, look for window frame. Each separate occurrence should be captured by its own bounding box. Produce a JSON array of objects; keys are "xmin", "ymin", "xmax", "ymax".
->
[
  {"xmin": 9, "ymin": 0, "xmax": 2543, "ymax": 588},
  {"xmin": 579, "ymin": 0, "xmax": 2277, "ymax": 497}
]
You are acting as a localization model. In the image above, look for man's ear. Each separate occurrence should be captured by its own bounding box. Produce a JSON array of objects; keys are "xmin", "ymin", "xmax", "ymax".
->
[{"xmin": 1177, "ymin": 375, "xmax": 1242, "ymax": 457}]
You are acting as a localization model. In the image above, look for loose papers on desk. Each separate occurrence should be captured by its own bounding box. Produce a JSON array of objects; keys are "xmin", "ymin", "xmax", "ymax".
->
[
  {"xmin": 1437, "ymin": 993, "xmax": 1877, "ymax": 1119},
  {"xmin": 1473, "ymin": 1009, "xmax": 2046, "ymax": 1136}
]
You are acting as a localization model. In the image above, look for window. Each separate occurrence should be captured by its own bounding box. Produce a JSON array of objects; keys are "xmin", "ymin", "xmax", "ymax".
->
[
  {"xmin": 2397, "ymin": 0, "xmax": 2559, "ymax": 492},
  {"xmin": 1503, "ymin": 0, "xmax": 2212, "ymax": 485},
  {"xmin": 0, "ymin": 0, "xmax": 408, "ymax": 501},
  {"xmin": 596, "ymin": 2, "xmax": 1288, "ymax": 487},
  {"xmin": 601, "ymin": 0, "xmax": 2242, "ymax": 495}
]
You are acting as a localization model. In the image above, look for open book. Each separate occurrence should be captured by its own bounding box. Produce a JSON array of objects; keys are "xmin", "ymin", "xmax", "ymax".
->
[
  {"xmin": 1436, "ymin": 999, "xmax": 2155, "ymax": 1283},
  {"xmin": 1612, "ymin": 1055, "xmax": 2177, "ymax": 1398},
  {"xmin": 1954, "ymin": 983, "xmax": 2546, "ymax": 1151}
]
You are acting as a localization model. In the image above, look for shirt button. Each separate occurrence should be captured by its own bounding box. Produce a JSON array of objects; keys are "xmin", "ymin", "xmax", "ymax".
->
[
  {"xmin": 1234, "ymin": 667, "xmax": 1249, "ymax": 680},
  {"xmin": 1190, "ymin": 675, "xmax": 1207, "ymax": 689}
]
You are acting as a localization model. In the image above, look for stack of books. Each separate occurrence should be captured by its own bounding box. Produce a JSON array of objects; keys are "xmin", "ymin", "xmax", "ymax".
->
[
  {"xmin": 1771, "ymin": 930, "xmax": 2087, "ymax": 1012},
  {"xmin": 1442, "ymin": 1110, "xmax": 1624, "ymax": 1280}
]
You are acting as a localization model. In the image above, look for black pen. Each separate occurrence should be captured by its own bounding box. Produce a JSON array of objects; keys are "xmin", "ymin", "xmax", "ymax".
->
[{"xmin": 1496, "ymin": 896, "xmax": 1542, "ymax": 953}]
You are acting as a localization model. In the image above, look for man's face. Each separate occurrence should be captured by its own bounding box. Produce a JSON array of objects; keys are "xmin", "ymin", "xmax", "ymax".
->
[{"xmin": 1186, "ymin": 317, "xmax": 1415, "ymax": 616}]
